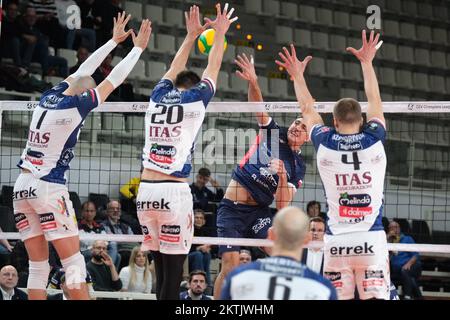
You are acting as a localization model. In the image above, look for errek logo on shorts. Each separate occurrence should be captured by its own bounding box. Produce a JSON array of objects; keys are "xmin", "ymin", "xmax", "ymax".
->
[
  {"xmin": 330, "ymin": 242, "xmax": 374, "ymax": 256},
  {"xmin": 149, "ymin": 143, "xmax": 177, "ymax": 164},
  {"xmin": 252, "ymin": 217, "xmax": 271, "ymax": 235},
  {"xmin": 14, "ymin": 213, "xmax": 30, "ymax": 231},
  {"xmin": 137, "ymin": 199, "xmax": 170, "ymax": 210},
  {"xmin": 13, "ymin": 187, "xmax": 37, "ymax": 200},
  {"xmin": 39, "ymin": 213, "xmax": 57, "ymax": 231}
]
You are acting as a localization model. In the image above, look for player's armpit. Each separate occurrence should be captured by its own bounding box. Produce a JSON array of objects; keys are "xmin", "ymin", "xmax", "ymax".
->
[{"xmin": 95, "ymin": 80, "xmax": 115, "ymax": 104}]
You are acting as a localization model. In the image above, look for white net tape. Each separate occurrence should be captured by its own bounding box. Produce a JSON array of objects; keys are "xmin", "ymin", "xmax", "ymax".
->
[
  {"xmin": 1, "ymin": 100, "xmax": 450, "ymax": 113},
  {"xmin": 1, "ymin": 232, "xmax": 449, "ymax": 254}
]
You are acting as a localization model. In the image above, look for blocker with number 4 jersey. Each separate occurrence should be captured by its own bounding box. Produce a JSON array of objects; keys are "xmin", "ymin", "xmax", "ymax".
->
[
  {"xmin": 310, "ymin": 119, "xmax": 387, "ymax": 235},
  {"xmin": 142, "ymin": 78, "xmax": 215, "ymax": 177}
]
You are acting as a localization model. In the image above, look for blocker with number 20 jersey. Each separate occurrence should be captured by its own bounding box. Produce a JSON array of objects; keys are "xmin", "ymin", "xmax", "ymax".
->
[{"xmin": 142, "ymin": 78, "xmax": 215, "ymax": 177}]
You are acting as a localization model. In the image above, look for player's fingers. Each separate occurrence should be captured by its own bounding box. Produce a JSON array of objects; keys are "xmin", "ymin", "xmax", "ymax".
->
[
  {"xmin": 185, "ymin": 11, "xmax": 189, "ymax": 23},
  {"xmin": 373, "ymin": 33, "xmax": 380, "ymax": 46},
  {"xmin": 250, "ymin": 55, "xmax": 254, "ymax": 65},
  {"xmin": 124, "ymin": 14, "xmax": 131, "ymax": 26},
  {"xmin": 278, "ymin": 51, "xmax": 289, "ymax": 63},
  {"xmin": 369, "ymin": 30, "xmax": 374, "ymax": 44},
  {"xmin": 113, "ymin": 17, "xmax": 116, "ymax": 26},
  {"xmin": 230, "ymin": 16, "xmax": 238, "ymax": 23},
  {"xmin": 282, "ymin": 46, "xmax": 291, "ymax": 59},
  {"xmin": 362, "ymin": 29, "xmax": 367, "ymax": 46},
  {"xmin": 236, "ymin": 70, "xmax": 247, "ymax": 80},
  {"xmin": 290, "ymin": 44, "xmax": 297, "ymax": 59},
  {"xmin": 375, "ymin": 40, "xmax": 383, "ymax": 50},
  {"xmin": 227, "ymin": 7, "xmax": 235, "ymax": 19},
  {"xmin": 303, "ymin": 55, "xmax": 313, "ymax": 66},
  {"xmin": 346, "ymin": 47, "xmax": 358, "ymax": 55},
  {"xmin": 223, "ymin": 3, "xmax": 229, "ymax": 15},
  {"xmin": 215, "ymin": 3, "xmax": 221, "ymax": 17},
  {"xmin": 275, "ymin": 60, "xmax": 287, "ymax": 68}
]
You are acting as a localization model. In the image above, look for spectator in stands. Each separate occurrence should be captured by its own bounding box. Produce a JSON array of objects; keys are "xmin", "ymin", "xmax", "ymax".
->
[
  {"xmin": 102, "ymin": 200, "xmax": 138, "ymax": 269},
  {"xmin": 179, "ymin": 270, "xmax": 211, "ymax": 300},
  {"xmin": 0, "ymin": 2, "xmax": 25, "ymax": 68},
  {"xmin": 306, "ymin": 201, "xmax": 326, "ymax": 220},
  {"xmin": 188, "ymin": 209, "xmax": 214, "ymax": 285},
  {"xmin": 92, "ymin": 52, "xmax": 135, "ymax": 101},
  {"xmin": 387, "ymin": 221, "xmax": 423, "ymax": 300},
  {"xmin": 190, "ymin": 168, "xmax": 224, "ymax": 211},
  {"xmin": 69, "ymin": 46, "xmax": 89, "ymax": 74},
  {"xmin": 78, "ymin": 201, "xmax": 119, "ymax": 268},
  {"xmin": 47, "ymin": 267, "xmax": 95, "ymax": 300},
  {"xmin": 0, "ymin": 265, "xmax": 28, "ymax": 300},
  {"xmin": 86, "ymin": 240, "xmax": 122, "ymax": 292},
  {"xmin": 77, "ymin": 0, "xmax": 101, "ymax": 36},
  {"xmin": 301, "ymin": 217, "xmax": 325, "ymax": 274},
  {"xmin": 238, "ymin": 249, "xmax": 252, "ymax": 265},
  {"xmin": 119, "ymin": 246, "xmax": 152, "ymax": 294},
  {"xmin": 18, "ymin": 7, "xmax": 68, "ymax": 76},
  {"xmin": 55, "ymin": 0, "xmax": 96, "ymax": 51}
]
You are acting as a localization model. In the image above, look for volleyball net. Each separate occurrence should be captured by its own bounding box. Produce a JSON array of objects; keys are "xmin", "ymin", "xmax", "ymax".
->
[{"xmin": 1, "ymin": 100, "xmax": 450, "ymax": 250}]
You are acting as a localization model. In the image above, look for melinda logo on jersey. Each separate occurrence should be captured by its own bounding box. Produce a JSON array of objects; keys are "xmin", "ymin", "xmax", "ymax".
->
[{"xmin": 149, "ymin": 144, "xmax": 177, "ymax": 164}]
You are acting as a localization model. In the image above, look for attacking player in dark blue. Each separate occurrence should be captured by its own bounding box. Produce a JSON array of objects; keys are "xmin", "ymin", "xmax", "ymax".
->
[{"xmin": 214, "ymin": 53, "xmax": 308, "ymax": 299}]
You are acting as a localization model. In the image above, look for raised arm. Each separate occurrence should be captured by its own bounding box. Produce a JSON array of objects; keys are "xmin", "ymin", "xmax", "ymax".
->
[
  {"xmin": 65, "ymin": 12, "xmax": 132, "ymax": 83},
  {"xmin": 347, "ymin": 30, "xmax": 384, "ymax": 123},
  {"xmin": 235, "ymin": 53, "xmax": 270, "ymax": 125},
  {"xmin": 163, "ymin": 5, "xmax": 210, "ymax": 82},
  {"xmin": 96, "ymin": 19, "xmax": 151, "ymax": 104},
  {"xmin": 202, "ymin": 3, "xmax": 238, "ymax": 85},
  {"xmin": 276, "ymin": 44, "xmax": 323, "ymax": 135}
]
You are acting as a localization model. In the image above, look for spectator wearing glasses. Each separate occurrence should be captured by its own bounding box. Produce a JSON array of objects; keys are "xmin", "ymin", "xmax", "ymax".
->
[{"xmin": 301, "ymin": 217, "xmax": 325, "ymax": 274}]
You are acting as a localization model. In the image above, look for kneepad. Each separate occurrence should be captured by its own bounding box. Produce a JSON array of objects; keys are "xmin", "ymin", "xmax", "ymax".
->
[
  {"xmin": 28, "ymin": 260, "xmax": 51, "ymax": 290},
  {"xmin": 61, "ymin": 252, "xmax": 87, "ymax": 285}
]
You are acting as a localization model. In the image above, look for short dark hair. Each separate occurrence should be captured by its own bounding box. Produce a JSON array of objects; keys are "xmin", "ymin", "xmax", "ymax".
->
[
  {"xmin": 307, "ymin": 201, "xmax": 321, "ymax": 212},
  {"xmin": 198, "ymin": 167, "xmax": 211, "ymax": 177},
  {"xmin": 189, "ymin": 270, "xmax": 207, "ymax": 283},
  {"xmin": 333, "ymin": 98, "xmax": 362, "ymax": 124},
  {"xmin": 175, "ymin": 70, "xmax": 201, "ymax": 89},
  {"xmin": 310, "ymin": 217, "xmax": 325, "ymax": 224},
  {"xmin": 81, "ymin": 201, "xmax": 96, "ymax": 211}
]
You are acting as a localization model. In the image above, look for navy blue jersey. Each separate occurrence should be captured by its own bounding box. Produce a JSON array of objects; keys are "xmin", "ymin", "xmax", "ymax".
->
[
  {"xmin": 18, "ymin": 81, "xmax": 99, "ymax": 184},
  {"xmin": 232, "ymin": 118, "xmax": 306, "ymax": 207},
  {"xmin": 221, "ymin": 256, "xmax": 337, "ymax": 300},
  {"xmin": 142, "ymin": 78, "xmax": 215, "ymax": 177}
]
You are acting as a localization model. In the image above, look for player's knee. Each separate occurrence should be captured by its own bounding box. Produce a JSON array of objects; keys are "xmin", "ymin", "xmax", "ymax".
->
[
  {"xmin": 28, "ymin": 260, "xmax": 51, "ymax": 290},
  {"xmin": 61, "ymin": 252, "xmax": 87, "ymax": 285}
]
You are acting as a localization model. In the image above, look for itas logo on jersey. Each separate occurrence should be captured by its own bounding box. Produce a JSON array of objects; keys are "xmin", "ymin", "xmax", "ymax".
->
[
  {"xmin": 25, "ymin": 148, "xmax": 45, "ymax": 166},
  {"xmin": 149, "ymin": 144, "xmax": 176, "ymax": 164},
  {"xmin": 335, "ymin": 172, "xmax": 372, "ymax": 191},
  {"xmin": 13, "ymin": 187, "xmax": 37, "ymax": 200},
  {"xmin": 149, "ymin": 126, "xmax": 181, "ymax": 139},
  {"xmin": 339, "ymin": 193, "xmax": 372, "ymax": 207},
  {"xmin": 28, "ymin": 130, "xmax": 51, "ymax": 147}
]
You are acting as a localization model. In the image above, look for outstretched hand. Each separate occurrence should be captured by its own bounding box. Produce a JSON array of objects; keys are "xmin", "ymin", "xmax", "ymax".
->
[
  {"xmin": 346, "ymin": 30, "xmax": 382, "ymax": 64},
  {"xmin": 204, "ymin": 3, "xmax": 238, "ymax": 35},
  {"xmin": 186, "ymin": 5, "xmax": 210, "ymax": 38},
  {"xmin": 131, "ymin": 19, "xmax": 152, "ymax": 50},
  {"xmin": 275, "ymin": 44, "xmax": 312, "ymax": 79},
  {"xmin": 112, "ymin": 11, "xmax": 133, "ymax": 44},
  {"xmin": 235, "ymin": 53, "xmax": 257, "ymax": 83}
]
